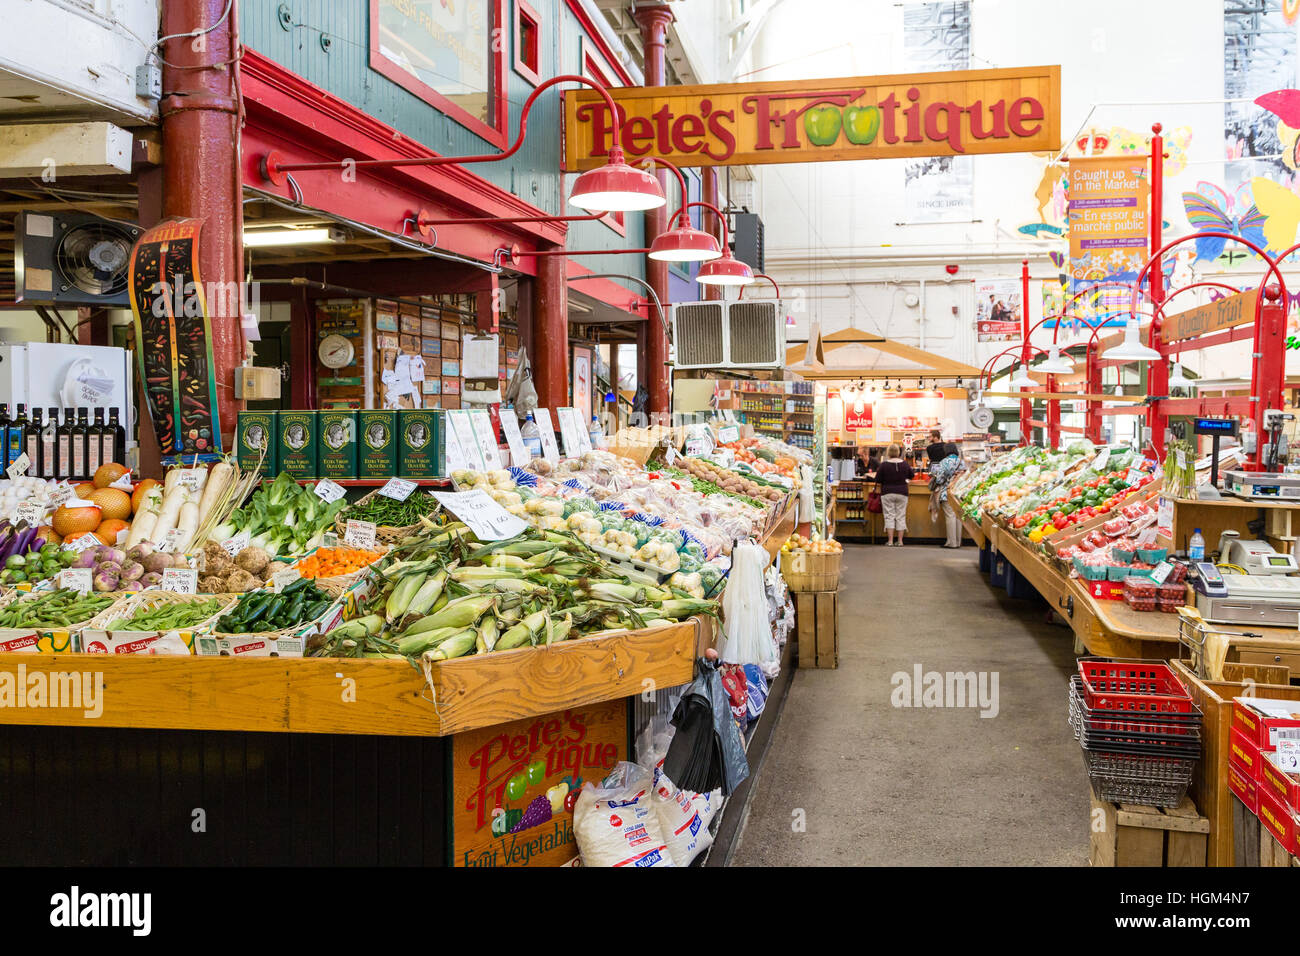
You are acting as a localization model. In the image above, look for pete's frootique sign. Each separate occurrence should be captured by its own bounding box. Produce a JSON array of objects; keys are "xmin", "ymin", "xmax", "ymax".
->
[{"xmin": 564, "ymin": 65, "xmax": 1060, "ymax": 170}]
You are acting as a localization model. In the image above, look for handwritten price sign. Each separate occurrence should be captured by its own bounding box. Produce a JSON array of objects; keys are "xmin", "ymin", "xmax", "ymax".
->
[{"xmin": 431, "ymin": 490, "xmax": 528, "ymax": 541}]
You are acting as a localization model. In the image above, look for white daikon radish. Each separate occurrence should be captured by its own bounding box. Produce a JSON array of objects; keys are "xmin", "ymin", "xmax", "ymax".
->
[
  {"xmin": 125, "ymin": 509, "xmax": 159, "ymax": 550},
  {"xmin": 164, "ymin": 467, "xmax": 208, "ymax": 495},
  {"xmin": 149, "ymin": 486, "xmax": 189, "ymax": 546},
  {"xmin": 197, "ymin": 462, "xmax": 234, "ymax": 524},
  {"xmin": 171, "ymin": 501, "xmax": 200, "ymax": 552}
]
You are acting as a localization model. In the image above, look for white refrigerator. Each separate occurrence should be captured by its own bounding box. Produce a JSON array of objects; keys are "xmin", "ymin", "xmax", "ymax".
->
[{"xmin": 0, "ymin": 343, "xmax": 134, "ymax": 436}]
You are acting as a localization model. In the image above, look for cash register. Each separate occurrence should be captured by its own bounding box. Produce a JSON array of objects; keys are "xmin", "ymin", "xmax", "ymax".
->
[{"xmin": 1194, "ymin": 537, "xmax": 1300, "ymax": 625}]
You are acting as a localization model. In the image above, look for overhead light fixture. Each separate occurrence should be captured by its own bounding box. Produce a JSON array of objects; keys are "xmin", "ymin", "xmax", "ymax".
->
[
  {"xmin": 1113, "ymin": 384, "xmax": 1125, "ymax": 397},
  {"xmin": 1034, "ymin": 346, "xmax": 1074, "ymax": 375},
  {"xmin": 696, "ymin": 252, "xmax": 754, "ymax": 287},
  {"xmin": 1168, "ymin": 361, "xmax": 1193, "ymax": 392},
  {"xmin": 243, "ymin": 227, "xmax": 338, "ymax": 247},
  {"xmin": 648, "ymin": 223, "xmax": 722, "ymax": 262},
  {"xmin": 1101, "ymin": 318, "xmax": 1161, "ymax": 362},
  {"xmin": 569, "ymin": 148, "xmax": 667, "ymax": 211},
  {"xmin": 1008, "ymin": 368, "xmax": 1037, "ymax": 389}
]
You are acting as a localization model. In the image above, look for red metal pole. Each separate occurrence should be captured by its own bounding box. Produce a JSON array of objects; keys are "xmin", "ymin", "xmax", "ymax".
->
[
  {"xmin": 703, "ymin": 170, "xmax": 723, "ymax": 301},
  {"xmin": 1254, "ymin": 284, "xmax": 1287, "ymax": 471},
  {"xmin": 532, "ymin": 250, "xmax": 569, "ymax": 410},
  {"xmin": 1020, "ymin": 260, "xmax": 1032, "ymax": 444},
  {"xmin": 1145, "ymin": 123, "xmax": 1168, "ymax": 458},
  {"xmin": 160, "ymin": 0, "xmax": 244, "ymax": 448},
  {"xmin": 636, "ymin": 2, "xmax": 674, "ymax": 421}
]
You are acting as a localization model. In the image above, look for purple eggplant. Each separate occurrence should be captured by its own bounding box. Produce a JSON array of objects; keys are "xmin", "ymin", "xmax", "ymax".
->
[{"xmin": 15, "ymin": 526, "xmax": 39, "ymax": 556}]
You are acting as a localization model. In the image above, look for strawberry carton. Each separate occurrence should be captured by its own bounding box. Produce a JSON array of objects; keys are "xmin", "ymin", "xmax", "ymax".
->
[
  {"xmin": 1233, "ymin": 697, "xmax": 1300, "ymax": 748},
  {"xmin": 1229, "ymin": 758, "xmax": 1258, "ymax": 814}
]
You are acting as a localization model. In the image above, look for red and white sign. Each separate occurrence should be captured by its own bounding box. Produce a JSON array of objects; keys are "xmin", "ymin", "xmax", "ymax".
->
[{"xmin": 844, "ymin": 402, "xmax": 874, "ymax": 431}]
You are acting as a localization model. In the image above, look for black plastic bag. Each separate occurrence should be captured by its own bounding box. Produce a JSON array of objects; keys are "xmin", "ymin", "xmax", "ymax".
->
[{"xmin": 662, "ymin": 657, "xmax": 749, "ymax": 796}]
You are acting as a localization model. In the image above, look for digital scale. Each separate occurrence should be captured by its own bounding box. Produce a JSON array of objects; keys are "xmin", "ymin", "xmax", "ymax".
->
[
  {"xmin": 1226, "ymin": 538, "xmax": 1299, "ymax": 574},
  {"xmin": 1223, "ymin": 469, "xmax": 1300, "ymax": 501}
]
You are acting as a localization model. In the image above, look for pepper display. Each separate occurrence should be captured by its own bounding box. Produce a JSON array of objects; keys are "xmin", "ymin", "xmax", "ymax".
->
[{"xmin": 214, "ymin": 578, "xmax": 332, "ymax": 634}]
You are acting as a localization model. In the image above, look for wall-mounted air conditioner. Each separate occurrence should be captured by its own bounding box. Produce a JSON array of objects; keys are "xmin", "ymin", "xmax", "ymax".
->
[{"xmin": 671, "ymin": 300, "xmax": 784, "ymax": 370}]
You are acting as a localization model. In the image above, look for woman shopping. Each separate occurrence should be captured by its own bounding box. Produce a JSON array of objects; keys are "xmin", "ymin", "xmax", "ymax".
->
[
  {"xmin": 875, "ymin": 442, "xmax": 914, "ymax": 547},
  {"xmin": 928, "ymin": 443, "xmax": 966, "ymax": 549}
]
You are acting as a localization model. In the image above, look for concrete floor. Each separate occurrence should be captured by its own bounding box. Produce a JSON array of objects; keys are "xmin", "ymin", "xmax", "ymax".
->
[{"xmin": 731, "ymin": 543, "xmax": 1091, "ymax": 866}]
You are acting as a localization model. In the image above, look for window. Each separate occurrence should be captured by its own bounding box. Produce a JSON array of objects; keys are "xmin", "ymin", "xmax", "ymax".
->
[
  {"xmin": 514, "ymin": 0, "xmax": 542, "ymax": 85},
  {"xmin": 369, "ymin": 0, "xmax": 507, "ymax": 147}
]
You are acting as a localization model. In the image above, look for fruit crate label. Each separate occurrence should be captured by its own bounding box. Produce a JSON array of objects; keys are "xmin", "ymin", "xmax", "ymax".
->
[
  {"xmin": 344, "ymin": 519, "xmax": 377, "ymax": 549},
  {"xmin": 221, "ymin": 530, "xmax": 250, "ymax": 558},
  {"xmin": 62, "ymin": 533, "xmax": 99, "ymax": 554},
  {"xmin": 432, "ymin": 489, "xmax": 528, "ymax": 541},
  {"xmin": 13, "ymin": 502, "xmax": 44, "ymax": 527},
  {"xmin": 378, "ymin": 477, "xmax": 417, "ymax": 501},
  {"xmin": 6, "ymin": 452, "xmax": 29, "ymax": 480},
  {"xmin": 161, "ymin": 568, "xmax": 198, "ymax": 595},
  {"xmin": 59, "ymin": 568, "xmax": 92, "ymax": 595},
  {"xmin": 315, "ymin": 478, "xmax": 346, "ymax": 503}
]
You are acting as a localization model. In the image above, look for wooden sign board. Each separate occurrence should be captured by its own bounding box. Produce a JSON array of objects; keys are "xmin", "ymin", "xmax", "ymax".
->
[
  {"xmin": 564, "ymin": 65, "xmax": 1060, "ymax": 170},
  {"xmin": 1159, "ymin": 290, "xmax": 1255, "ymax": 344},
  {"xmin": 450, "ymin": 698, "xmax": 627, "ymax": 867}
]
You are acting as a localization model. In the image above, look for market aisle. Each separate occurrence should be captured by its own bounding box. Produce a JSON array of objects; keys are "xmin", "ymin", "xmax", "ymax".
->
[{"xmin": 731, "ymin": 544, "xmax": 1089, "ymax": 866}]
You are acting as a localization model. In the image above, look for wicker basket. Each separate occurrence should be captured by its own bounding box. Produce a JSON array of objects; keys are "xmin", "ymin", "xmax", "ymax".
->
[
  {"xmin": 280, "ymin": 544, "xmax": 390, "ymax": 592},
  {"xmin": 0, "ymin": 588, "xmax": 133, "ymax": 653},
  {"xmin": 86, "ymin": 590, "xmax": 240, "ymax": 631},
  {"xmin": 334, "ymin": 488, "xmax": 443, "ymax": 545},
  {"xmin": 779, "ymin": 550, "xmax": 841, "ymax": 592},
  {"xmin": 79, "ymin": 591, "xmax": 240, "ymax": 654}
]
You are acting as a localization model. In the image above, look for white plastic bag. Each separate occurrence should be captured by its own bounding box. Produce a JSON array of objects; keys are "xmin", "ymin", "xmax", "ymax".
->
[
  {"xmin": 718, "ymin": 540, "xmax": 778, "ymax": 665},
  {"xmin": 573, "ymin": 762, "xmax": 675, "ymax": 867},
  {"xmin": 652, "ymin": 772, "xmax": 714, "ymax": 866}
]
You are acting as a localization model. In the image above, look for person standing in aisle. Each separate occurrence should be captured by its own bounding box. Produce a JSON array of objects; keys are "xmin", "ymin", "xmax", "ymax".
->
[
  {"xmin": 929, "ymin": 443, "xmax": 966, "ymax": 549},
  {"xmin": 876, "ymin": 442, "xmax": 913, "ymax": 546}
]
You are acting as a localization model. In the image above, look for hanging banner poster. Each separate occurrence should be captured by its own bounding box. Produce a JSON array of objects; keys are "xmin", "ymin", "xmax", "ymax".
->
[
  {"xmin": 975, "ymin": 278, "xmax": 1023, "ymax": 342},
  {"xmin": 128, "ymin": 218, "xmax": 223, "ymax": 461},
  {"xmin": 1067, "ymin": 156, "xmax": 1149, "ymax": 295},
  {"xmin": 843, "ymin": 400, "xmax": 874, "ymax": 431}
]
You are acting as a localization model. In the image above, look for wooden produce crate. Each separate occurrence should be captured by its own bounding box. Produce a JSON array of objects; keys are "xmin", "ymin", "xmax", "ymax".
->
[
  {"xmin": 794, "ymin": 591, "xmax": 837, "ymax": 669},
  {"xmin": 1089, "ymin": 787, "xmax": 1210, "ymax": 867},
  {"xmin": 1170, "ymin": 659, "xmax": 1300, "ymax": 866},
  {"xmin": 780, "ymin": 550, "xmax": 841, "ymax": 592},
  {"xmin": 1230, "ymin": 793, "xmax": 1298, "ymax": 867}
]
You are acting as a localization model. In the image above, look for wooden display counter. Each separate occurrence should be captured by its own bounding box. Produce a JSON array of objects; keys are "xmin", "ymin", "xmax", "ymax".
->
[
  {"xmin": 836, "ymin": 482, "xmax": 972, "ymax": 544},
  {"xmin": 989, "ymin": 508, "xmax": 1300, "ymax": 663}
]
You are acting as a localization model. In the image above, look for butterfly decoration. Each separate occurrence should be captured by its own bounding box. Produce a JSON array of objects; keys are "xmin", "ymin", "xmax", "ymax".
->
[
  {"xmin": 1249, "ymin": 177, "xmax": 1300, "ymax": 256},
  {"xmin": 1180, "ymin": 181, "xmax": 1267, "ymax": 262},
  {"xmin": 1254, "ymin": 90, "xmax": 1300, "ymax": 171}
]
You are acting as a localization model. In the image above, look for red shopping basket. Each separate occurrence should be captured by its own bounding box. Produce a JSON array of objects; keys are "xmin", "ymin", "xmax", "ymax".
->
[{"xmin": 1077, "ymin": 659, "xmax": 1195, "ymax": 715}]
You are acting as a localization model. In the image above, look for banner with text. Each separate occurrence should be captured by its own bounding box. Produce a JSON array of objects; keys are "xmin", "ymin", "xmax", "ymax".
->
[
  {"xmin": 1067, "ymin": 156, "xmax": 1149, "ymax": 295},
  {"xmin": 975, "ymin": 278, "xmax": 1023, "ymax": 342}
]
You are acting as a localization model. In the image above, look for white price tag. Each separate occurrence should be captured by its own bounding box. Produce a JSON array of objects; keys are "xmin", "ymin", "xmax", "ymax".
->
[
  {"xmin": 1150, "ymin": 561, "xmax": 1173, "ymax": 585},
  {"xmin": 665, "ymin": 444, "xmax": 677, "ymax": 466},
  {"xmin": 469, "ymin": 409, "xmax": 504, "ymax": 471},
  {"xmin": 109, "ymin": 471, "xmax": 134, "ymax": 492},
  {"xmin": 378, "ymin": 477, "xmax": 417, "ymax": 501},
  {"xmin": 1274, "ymin": 740, "xmax": 1300, "ymax": 773},
  {"xmin": 48, "ymin": 483, "xmax": 73, "ymax": 508},
  {"xmin": 500, "ymin": 414, "xmax": 530, "ymax": 466},
  {"xmin": 13, "ymin": 502, "xmax": 44, "ymax": 527},
  {"xmin": 59, "ymin": 568, "xmax": 93, "ymax": 594},
  {"xmin": 448, "ymin": 411, "xmax": 487, "ymax": 472},
  {"xmin": 157, "ymin": 528, "xmax": 186, "ymax": 554},
  {"xmin": 62, "ymin": 532, "xmax": 99, "ymax": 554},
  {"xmin": 533, "ymin": 408, "xmax": 561, "ymax": 463},
  {"xmin": 315, "ymin": 479, "xmax": 347, "ymax": 503},
  {"xmin": 1092, "ymin": 448, "xmax": 1110, "ymax": 473},
  {"xmin": 344, "ymin": 519, "xmax": 377, "ymax": 549},
  {"xmin": 322, "ymin": 531, "xmax": 339, "ymax": 549},
  {"xmin": 271, "ymin": 566, "xmax": 302, "ymax": 592},
  {"xmin": 175, "ymin": 470, "xmax": 203, "ymax": 493},
  {"xmin": 6, "ymin": 452, "xmax": 29, "ymax": 480},
  {"xmin": 221, "ymin": 530, "xmax": 250, "ymax": 558},
  {"xmin": 160, "ymin": 567, "xmax": 198, "ymax": 595},
  {"xmin": 431, "ymin": 489, "xmax": 529, "ymax": 541},
  {"xmin": 717, "ymin": 424, "xmax": 740, "ymax": 445},
  {"xmin": 685, "ymin": 438, "xmax": 710, "ymax": 457},
  {"xmin": 556, "ymin": 407, "xmax": 584, "ymax": 458},
  {"xmin": 1126, "ymin": 466, "xmax": 1144, "ymax": 486}
]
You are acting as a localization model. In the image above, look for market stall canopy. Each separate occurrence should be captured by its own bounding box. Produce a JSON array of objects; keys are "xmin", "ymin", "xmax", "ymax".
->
[{"xmin": 786, "ymin": 326, "xmax": 983, "ymax": 381}]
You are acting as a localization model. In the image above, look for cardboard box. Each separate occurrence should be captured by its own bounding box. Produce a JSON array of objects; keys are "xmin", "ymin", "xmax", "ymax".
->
[
  {"xmin": 1259, "ymin": 751, "xmax": 1300, "ymax": 812},
  {"xmin": 1230, "ymin": 725, "xmax": 1262, "ymax": 780},
  {"xmin": 357, "ymin": 410, "xmax": 398, "ymax": 479},
  {"xmin": 236, "ymin": 410, "xmax": 277, "ymax": 478},
  {"xmin": 1256, "ymin": 785, "xmax": 1299, "ymax": 856},
  {"xmin": 276, "ymin": 410, "xmax": 317, "ymax": 478},
  {"xmin": 79, "ymin": 629, "xmax": 195, "ymax": 655},
  {"xmin": 398, "ymin": 408, "xmax": 442, "ymax": 478},
  {"xmin": 1233, "ymin": 697, "xmax": 1300, "ymax": 748},
  {"xmin": 196, "ymin": 634, "xmax": 307, "ymax": 657},
  {"xmin": 316, "ymin": 409, "xmax": 358, "ymax": 479},
  {"xmin": 794, "ymin": 591, "xmax": 837, "ymax": 669},
  {"xmin": 0, "ymin": 628, "xmax": 75, "ymax": 653},
  {"xmin": 1082, "ymin": 579, "xmax": 1125, "ymax": 601},
  {"xmin": 1229, "ymin": 759, "xmax": 1258, "ymax": 813}
]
